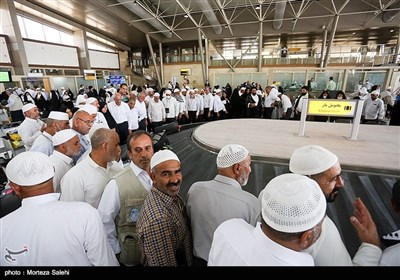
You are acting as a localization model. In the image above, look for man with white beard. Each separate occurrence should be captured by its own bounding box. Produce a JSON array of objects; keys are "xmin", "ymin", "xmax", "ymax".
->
[{"xmin": 186, "ymin": 144, "xmax": 260, "ymax": 266}]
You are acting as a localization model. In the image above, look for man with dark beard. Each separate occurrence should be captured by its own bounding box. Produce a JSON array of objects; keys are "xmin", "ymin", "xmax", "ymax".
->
[
  {"xmin": 289, "ymin": 145, "xmax": 382, "ymax": 266},
  {"xmin": 186, "ymin": 144, "xmax": 260, "ymax": 266}
]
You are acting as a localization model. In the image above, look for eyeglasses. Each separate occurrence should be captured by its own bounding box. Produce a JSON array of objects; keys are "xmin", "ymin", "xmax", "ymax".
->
[{"xmin": 77, "ymin": 118, "xmax": 94, "ymax": 125}]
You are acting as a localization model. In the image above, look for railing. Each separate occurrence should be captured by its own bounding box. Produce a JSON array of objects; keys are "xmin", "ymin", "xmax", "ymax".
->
[{"xmin": 156, "ymin": 53, "xmax": 398, "ymax": 67}]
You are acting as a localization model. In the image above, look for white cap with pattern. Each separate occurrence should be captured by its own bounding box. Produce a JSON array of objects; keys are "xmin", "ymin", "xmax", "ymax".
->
[
  {"xmin": 261, "ymin": 173, "xmax": 326, "ymax": 233},
  {"xmin": 6, "ymin": 151, "xmax": 55, "ymax": 186},
  {"xmin": 289, "ymin": 145, "xmax": 338, "ymax": 175},
  {"xmin": 216, "ymin": 144, "xmax": 249, "ymax": 168},
  {"xmin": 53, "ymin": 129, "xmax": 77, "ymax": 146}
]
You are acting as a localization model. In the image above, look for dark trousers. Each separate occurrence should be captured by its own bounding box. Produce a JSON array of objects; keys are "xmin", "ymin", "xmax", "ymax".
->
[
  {"xmin": 263, "ymin": 107, "xmax": 274, "ymax": 119},
  {"xmin": 138, "ymin": 118, "xmax": 146, "ymax": 131},
  {"xmin": 116, "ymin": 121, "xmax": 129, "ymax": 145},
  {"xmin": 281, "ymin": 108, "xmax": 292, "ymax": 120}
]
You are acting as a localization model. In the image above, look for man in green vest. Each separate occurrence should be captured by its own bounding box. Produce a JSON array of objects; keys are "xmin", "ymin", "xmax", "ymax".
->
[{"xmin": 98, "ymin": 130, "xmax": 154, "ymax": 266}]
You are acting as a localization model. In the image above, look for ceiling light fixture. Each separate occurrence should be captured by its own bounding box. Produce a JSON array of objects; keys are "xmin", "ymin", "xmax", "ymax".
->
[{"xmin": 184, "ymin": 14, "xmax": 189, "ymax": 18}]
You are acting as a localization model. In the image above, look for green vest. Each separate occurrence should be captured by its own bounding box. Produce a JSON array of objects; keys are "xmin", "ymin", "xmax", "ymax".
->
[{"xmin": 114, "ymin": 166, "xmax": 149, "ymax": 266}]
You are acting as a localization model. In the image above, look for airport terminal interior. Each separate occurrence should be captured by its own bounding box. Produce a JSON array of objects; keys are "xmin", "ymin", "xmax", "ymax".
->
[{"xmin": 1, "ymin": 0, "xmax": 400, "ymax": 267}]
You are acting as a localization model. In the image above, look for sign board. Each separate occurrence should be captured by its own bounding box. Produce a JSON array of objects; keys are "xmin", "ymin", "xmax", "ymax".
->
[
  {"xmin": 84, "ymin": 70, "xmax": 96, "ymax": 80},
  {"xmin": 109, "ymin": 75, "xmax": 125, "ymax": 85},
  {"xmin": 27, "ymin": 72, "xmax": 43, "ymax": 78},
  {"xmin": 307, "ymin": 100, "xmax": 358, "ymax": 117},
  {"xmin": 180, "ymin": 68, "xmax": 191, "ymax": 76}
]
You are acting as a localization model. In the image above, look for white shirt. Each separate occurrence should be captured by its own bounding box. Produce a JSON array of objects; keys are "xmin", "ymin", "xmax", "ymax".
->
[
  {"xmin": 128, "ymin": 107, "xmax": 139, "ymax": 130},
  {"xmin": 29, "ymin": 131, "xmax": 53, "ymax": 156},
  {"xmin": 263, "ymin": 88, "xmax": 280, "ymax": 108},
  {"xmin": 362, "ymin": 98, "xmax": 385, "ymax": 120},
  {"xmin": 186, "ymin": 97, "xmax": 200, "ymax": 114},
  {"xmin": 98, "ymin": 162, "xmax": 152, "ymax": 254},
  {"xmin": 0, "ymin": 193, "xmax": 118, "ymax": 266},
  {"xmin": 94, "ymin": 112, "xmax": 110, "ymax": 128},
  {"xmin": 147, "ymin": 100, "xmax": 166, "ymax": 122},
  {"xmin": 294, "ymin": 93, "xmax": 309, "ymax": 112},
  {"xmin": 306, "ymin": 216, "xmax": 382, "ymax": 266},
  {"xmin": 107, "ymin": 101, "xmax": 130, "ymax": 124},
  {"xmin": 18, "ymin": 117, "xmax": 45, "ymax": 151},
  {"xmin": 380, "ymin": 243, "xmax": 400, "ymax": 266},
  {"xmin": 162, "ymin": 97, "xmax": 179, "ymax": 118},
  {"xmin": 134, "ymin": 100, "xmax": 147, "ymax": 121},
  {"xmin": 208, "ymin": 219, "xmax": 314, "ymax": 266},
  {"xmin": 187, "ymin": 175, "xmax": 261, "ymax": 261},
  {"xmin": 280, "ymin": 94, "xmax": 293, "ymax": 112},
  {"xmin": 203, "ymin": 93, "xmax": 214, "ymax": 110},
  {"xmin": 60, "ymin": 155, "xmax": 112, "ymax": 208},
  {"xmin": 213, "ymin": 95, "xmax": 225, "ymax": 112},
  {"xmin": 49, "ymin": 150, "xmax": 74, "ymax": 193}
]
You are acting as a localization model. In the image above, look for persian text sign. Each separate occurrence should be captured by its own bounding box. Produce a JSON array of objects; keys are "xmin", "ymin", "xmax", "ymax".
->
[{"xmin": 307, "ymin": 100, "xmax": 357, "ymax": 117}]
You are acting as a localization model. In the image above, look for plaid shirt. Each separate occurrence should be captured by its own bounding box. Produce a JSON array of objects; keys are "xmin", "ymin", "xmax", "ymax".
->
[{"xmin": 137, "ymin": 187, "xmax": 193, "ymax": 266}]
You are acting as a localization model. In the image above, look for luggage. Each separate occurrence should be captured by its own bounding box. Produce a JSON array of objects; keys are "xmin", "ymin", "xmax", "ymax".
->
[
  {"xmin": 152, "ymin": 131, "xmax": 172, "ymax": 152},
  {"xmin": 152, "ymin": 121, "xmax": 180, "ymax": 135}
]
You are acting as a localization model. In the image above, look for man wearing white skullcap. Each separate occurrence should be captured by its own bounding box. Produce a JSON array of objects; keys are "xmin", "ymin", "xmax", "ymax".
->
[
  {"xmin": 98, "ymin": 131, "xmax": 154, "ymax": 266},
  {"xmin": 208, "ymin": 173, "xmax": 326, "ymax": 266},
  {"xmin": 361, "ymin": 90, "xmax": 385, "ymax": 124},
  {"xmin": 289, "ymin": 145, "xmax": 382, "ymax": 266},
  {"xmin": 18, "ymin": 104, "xmax": 46, "ymax": 151},
  {"xmin": 147, "ymin": 92, "xmax": 166, "ymax": 130},
  {"xmin": 0, "ymin": 151, "xmax": 118, "ymax": 266},
  {"xmin": 60, "ymin": 128, "xmax": 121, "ymax": 209},
  {"xmin": 162, "ymin": 89, "xmax": 179, "ymax": 123},
  {"xmin": 81, "ymin": 102, "xmax": 109, "ymax": 128},
  {"xmin": 49, "ymin": 129, "xmax": 81, "ymax": 192},
  {"xmin": 187, "ymin": 144, "xmax": 260, "ymax": 264},
  {"xmin": 30, "ymin": 111, "xmax": 70, "ymax": 156},
  {"xmin": 137, "ymin": 149, "xmax": 192, "ymax": 266}
]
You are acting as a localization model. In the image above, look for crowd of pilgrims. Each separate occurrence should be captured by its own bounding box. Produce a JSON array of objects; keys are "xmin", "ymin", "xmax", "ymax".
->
[{"xmin": 0, "ymin": 79, "xmax": 399, "ymax": 267}]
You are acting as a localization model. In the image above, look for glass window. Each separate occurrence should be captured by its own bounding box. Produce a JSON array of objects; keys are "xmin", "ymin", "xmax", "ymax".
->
[
  {"xmin": 346, "ymin": 71, "xmax": 364, "ymax": 93},
  {"xmin": 24, "ymin": 18, "xmax": 45, "ymax": 41},
  {"xmin": 366, "ymin": 72, "xmax": 386, "ymax": 88},
  {"xmin": 43, "ymin": 25, "xmax": 61, "ymax": 44},
  {"xmin": 17, "ymin": 16, "xmax": 26, "ymax": 38}
]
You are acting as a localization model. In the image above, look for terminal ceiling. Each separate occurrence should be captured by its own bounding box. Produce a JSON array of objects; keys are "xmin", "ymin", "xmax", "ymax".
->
[{"xmin": 15, "ymin": 0, "xmax": 400, "ymax": 52}]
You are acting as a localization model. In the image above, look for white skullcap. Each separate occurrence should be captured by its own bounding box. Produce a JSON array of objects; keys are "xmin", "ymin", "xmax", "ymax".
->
[
  {"xmin": 217, "ymin": 144, "xmax": 249, "ymax": 168},
  {"xmin": 240, "ymin": 87, "xmax": 246, "ymax": 91},
  {"xmin": 165, "ymin": 90, "xmax": 172, "ymax": 95},
  {"xmin": 359, "ymin": 87, "xmax": 368, "ymax": 96},
  {"xmin": 53, "ymin": 129, "xmax": 77, "ymax": 146},
  {"xmin": 154, "ymin": 92, "xmax": 160, "ymax": 97},
  {"xmin": 289, "ymin": 145, "xmax": 338, "ymax": 175},
  {"xmin": 61, "ymin": 87, "xmax": 65, "ymax": 90},
  {"xmin": 215, "ymin": 89, "xmax": 222, "ymax": 94},
  {"xmin": 387, "ymin": 86, "xmax": 392, "ymax": 90},
  {"xmin": 150, "ymin": 150, "xmax": 180, "ymax": 170},
  {"xmin": 181, "ymin": 88, "xmax": 187, "ymax": 92},
  {"xmin": 370, "ymin": 90, "xmax": 379, "ymax": 96},
  {"xmin": 76, "ymin": 95, "xmax": 87, "ymax": 105},
  {"xmin": 86, "ymin": 97, "xmax": 98, "ymax": 104},
  {"xmin": 6, "ymin": 152, "xmax": 55, "ymax": 186},
  {"xmin": 22, "ymin": 103, "xmax": 37, "ymax": 113},
  {"xmin": 262, "ymin": 174, "xmax": 326, "ymax": 233},
  {"xmin": 36, "ymin": 88, "xmax": 41, "ymax": 91},
  {"xmin": 173, "ymin": 88, "xmax": 180, "ymax": 93},
  {"xmin": 48, "ymin": 111, "xmax": 69, "ymax": 121},
  {"xmin": 78, "ymin": 104, "xmax": 98, "ymax": 115},
  {"xmin": 270, "ymin": 84, "xmax": 277, "ymax": 89}
]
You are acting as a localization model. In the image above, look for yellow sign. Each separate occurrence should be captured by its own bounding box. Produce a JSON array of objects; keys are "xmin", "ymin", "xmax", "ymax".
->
[{"xmin": 307, "ymin": 100, "xmax": 357, "ymax": 117}]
